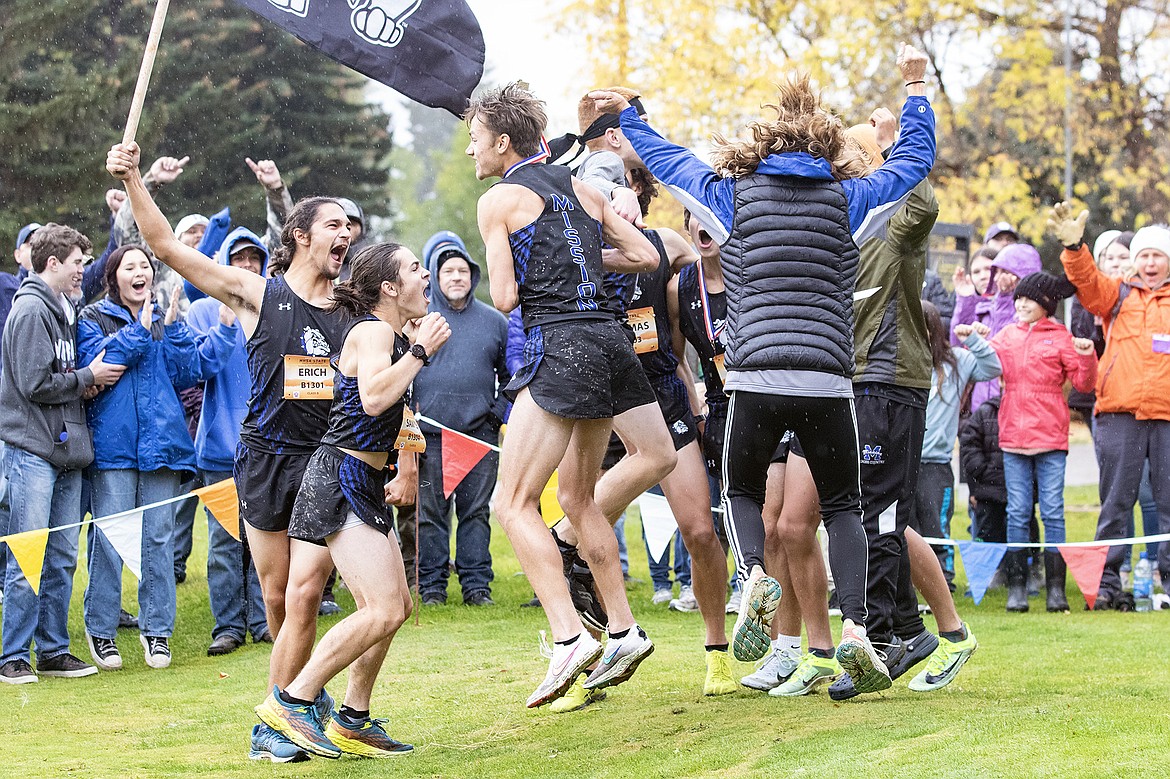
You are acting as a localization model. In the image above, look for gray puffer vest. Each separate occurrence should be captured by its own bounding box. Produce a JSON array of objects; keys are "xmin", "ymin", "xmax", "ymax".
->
[{"xmin": 720, "ymin": 173, "xmax": 859, "ymax": 377}]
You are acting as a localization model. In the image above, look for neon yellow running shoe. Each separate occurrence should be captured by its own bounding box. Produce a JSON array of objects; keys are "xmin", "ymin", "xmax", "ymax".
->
[
  {"xmin": 769, "ymin": 652, "xmax": 841, "ymax": 697},
  {"xmin": 550, "ymin": 674, "xmax": 607, "ymax": 713},
  {"xmin": 909, "ymin": 623, "xmax": 978, "ymax": 692},
  {"xmin": 704, "ymin": 650, "xmax": 737, "ymax": 696},
  {"xmin": 322, "ymin": 712, "xmax": 413, "ymax": 757}
]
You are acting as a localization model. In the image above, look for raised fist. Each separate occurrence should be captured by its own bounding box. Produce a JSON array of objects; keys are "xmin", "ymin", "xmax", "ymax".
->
[
  {"xmin": 105, "ymin": 188, "xmax": 126, "ymax": 215},
  {"xmin": 588, "ymin": 90, "xmax": 631, "ymax": 116},
  {"xmin": 349, "ymin": 0, "xmax": 422, "ymax": 48},
  {"xmin": 897, "ymin": 43, "xmax": 928, "ymax": 83},
  {"xmin": 266, "ymin": 0, "xmax": 309, "ymax": 17},
  {"xmin": 1072, "ymin": 337, "xmax": 1096, "ymax": 356},
  {"xmin": 869, "ymin": 107, "xmax": 897, "ymax": 149},
  {"xmin": 148, "ymin": 155, "xmax": 190, "ymax": 186}
]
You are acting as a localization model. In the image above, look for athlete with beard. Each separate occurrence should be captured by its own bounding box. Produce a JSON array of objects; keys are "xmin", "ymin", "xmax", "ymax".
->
[{"xmin": 107, "ymin": 142, "xmax": 363, "ymax": 762}]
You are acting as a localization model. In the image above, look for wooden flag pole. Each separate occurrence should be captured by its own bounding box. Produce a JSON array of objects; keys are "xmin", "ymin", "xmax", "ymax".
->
[{"xmin": 122, "ymin": 0, "xmax": 172, "ymax": 144}]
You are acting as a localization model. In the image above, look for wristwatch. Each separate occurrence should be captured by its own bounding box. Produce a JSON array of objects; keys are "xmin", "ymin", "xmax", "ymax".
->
[{"xmin": 409, "ymin": 343, "xmax": 430, "ymax": 366}]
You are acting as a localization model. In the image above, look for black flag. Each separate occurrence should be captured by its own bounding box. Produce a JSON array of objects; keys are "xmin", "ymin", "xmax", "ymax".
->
[{"xmin": 232, "ymin": 0, "xmax": 485, "ymax": 116}]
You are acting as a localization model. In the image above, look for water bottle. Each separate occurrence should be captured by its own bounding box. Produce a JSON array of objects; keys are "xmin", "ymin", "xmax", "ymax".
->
[{"xmin": 1134, "ymin": 552, "xmax": 1153, "ymax": 612}]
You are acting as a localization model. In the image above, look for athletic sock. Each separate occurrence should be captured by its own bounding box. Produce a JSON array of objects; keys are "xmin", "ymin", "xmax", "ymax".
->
[
  {"xmin": 554, "ymin": 634, "xmax": 581, "ymax": 648},
  {"xmin": 338, "ymin": 705, "xmax": 369, "ymax": 722},
  {"xmin": 705, "ymin": 643, "xmax": 729, "ymax": 653},
  {"xmin": 277, "ymin": 689, "xmax": 314, "ymax": 707},
  {"xmin": 776, "ymin": 633, "xmax": 802, "ymax": 653},
  {"xmin": 810, "ymin": 647, "xmax": 834, "ymax": 659},
  {"xmin": 940, "ymin": 626, "xmax": 967, "ymax": 643},
  {"xmin": 608, "ymin": 627, "xmax": 630, "ymax": 640}
]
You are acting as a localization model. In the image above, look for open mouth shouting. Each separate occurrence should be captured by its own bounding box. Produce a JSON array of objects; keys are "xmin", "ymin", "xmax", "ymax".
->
[{"xmin": 329, "ymin": 239, "xmax": 349, "ymax": 266}]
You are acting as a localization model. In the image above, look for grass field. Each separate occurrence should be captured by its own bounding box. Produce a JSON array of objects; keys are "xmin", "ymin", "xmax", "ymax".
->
[{"xmin": 4, "ymin": 485, "xmax": 1168, "ymax": 778}]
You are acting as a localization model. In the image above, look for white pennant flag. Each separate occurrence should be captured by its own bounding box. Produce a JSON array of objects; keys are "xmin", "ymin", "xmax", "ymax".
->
[
  {"xmin": 95, "ymin": 510, "xmax": 144, "ymax": 580},
  {"xmin": 638, "ymin": 491, "xmax": 678, "ymax": 565}
]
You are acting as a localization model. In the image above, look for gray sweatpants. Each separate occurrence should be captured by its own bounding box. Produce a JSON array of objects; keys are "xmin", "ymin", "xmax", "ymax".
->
[{"xmin": 1093, "ymin": 413, "xmax": 1170, "ymax": 597}]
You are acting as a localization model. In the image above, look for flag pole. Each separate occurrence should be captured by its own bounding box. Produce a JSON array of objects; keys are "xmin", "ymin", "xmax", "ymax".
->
[{"xmin": 123, "ymin": 0, "xmax": 172, "ymax": 144}]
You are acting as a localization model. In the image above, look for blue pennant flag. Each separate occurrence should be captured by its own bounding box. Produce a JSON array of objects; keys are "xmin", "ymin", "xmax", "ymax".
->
[
  {"xmin": 231, "ymin": 0, "xmax": 485, "ymax": 116},
  {"xmin": 956, "ymin": 541, "xmax": 1007, "ymax": 605}
]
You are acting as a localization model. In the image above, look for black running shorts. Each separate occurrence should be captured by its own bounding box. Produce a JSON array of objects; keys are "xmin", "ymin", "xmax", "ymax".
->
[
  {"xmin": 288, "ymin": 445, "xmax": 393, "ymax": 544},
  {"xmin": 650, "ymin": 374, "xmax": 699, "ymax": 451},
  {"xmin": 234, "ymin": 442, "xmax": 314, "ymax": 533},
  {"xmin": 506, "ymin": 319, "xmax": 655, "ymax": 419}
]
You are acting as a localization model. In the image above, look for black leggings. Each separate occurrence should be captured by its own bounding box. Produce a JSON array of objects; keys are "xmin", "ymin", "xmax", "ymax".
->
[{"xmin": 721, "ymin": 391, "xmax": 869, "ymax": 625}]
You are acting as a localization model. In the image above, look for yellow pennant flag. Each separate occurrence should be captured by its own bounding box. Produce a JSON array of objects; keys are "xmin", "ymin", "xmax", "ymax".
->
[
  {"xmin": 540, "ymin": 470, "xmax": 564, "ymax": 529},
  {"xmin": 194, "ymin": 479, "xmax": 241, "ymax": 541},
  {"xmin": 5, "ymin": 528, "xmax": 50, "ymax": 595}
]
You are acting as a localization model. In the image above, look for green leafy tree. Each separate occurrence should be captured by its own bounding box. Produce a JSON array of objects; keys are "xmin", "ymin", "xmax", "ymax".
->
[{"xmin": 0, "ymin": 0, "xmax": 393, "ymax": 270}]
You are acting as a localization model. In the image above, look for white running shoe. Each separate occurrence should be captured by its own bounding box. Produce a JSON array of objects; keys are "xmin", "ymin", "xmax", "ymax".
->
[
  {"xmin": 725, "ymin": 589, "xmax": 742, "ymax": 614},
  {"xmin": 740, "ymin": 644, "xmax": 801, "ymax": 691},
  {"xmin": 668, "ymin": 585, "xmax": 698, "ymax": 612},
  {"xmin": 526, "ymin": 631, "xmax": 603, "ymax": 708},
  {"xmin": 652, "ymin": 588, "xmax": 673, "ymax": 605},
  {"xmin": 582, "ymin": 626, "xmax": 654, "ymax": 691}
]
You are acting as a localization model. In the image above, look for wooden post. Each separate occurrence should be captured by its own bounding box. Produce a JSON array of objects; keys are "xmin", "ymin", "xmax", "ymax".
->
[{"xmin": 123, "ymin": 0, "xmax": 172, "ymax": 144}]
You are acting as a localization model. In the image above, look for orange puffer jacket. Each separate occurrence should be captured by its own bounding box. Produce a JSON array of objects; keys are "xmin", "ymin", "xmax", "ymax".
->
[{"xmin": 1062, "ymin": 244, "xmax": 1170, "ymax": 421}]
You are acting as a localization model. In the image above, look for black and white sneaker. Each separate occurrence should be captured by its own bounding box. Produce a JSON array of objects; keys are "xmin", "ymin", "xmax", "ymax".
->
[
  {"xmin": 0, "ymin": 659, "xmax": 37, "ymax": 685},
  {"xmin": 38, "ymin": 652, "xmax": 98, "ymax": 678},
  {"xmin": 141, "ymin": 635, "xmax": 172, "ymax": 669},
  {"xmin": 86, "ymin": 632, "xmax": 123, "ymax": 671}
]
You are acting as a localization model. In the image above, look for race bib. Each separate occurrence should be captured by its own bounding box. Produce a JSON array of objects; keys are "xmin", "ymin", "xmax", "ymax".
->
[
  {"xmin": 627, "ymin": 307, "xmax": 658, "ymax": 354},
  {"xmin": 394, "ymin": 407, "xmax": 427, "ymax": 453},
  {"xmin": 283, "ymin": 355, "xmax": 334, "ymax": 400},
  {"xmin": 713, "ymin": 353, "xmax": 728, "ymax": 382},
  {"xmin": 1154, "ymin": 334, "xmax": 1170, "ymax": 355}
]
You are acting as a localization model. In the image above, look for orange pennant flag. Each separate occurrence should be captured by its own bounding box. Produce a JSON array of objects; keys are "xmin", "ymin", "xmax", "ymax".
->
[
  {"xmin": 5, "ymin": 528, "xmax": 50, "ymax": 595},
  {"xmin": 1059, "ymin": 544, "xmax": 1110, "ymax": 610},
  {"xmin": 194, "ymin": 479, "xmax": 241, "ymax": 542},
  {"xmin": 441, "ymin": 428, "xmax": 492, "ymax": 499}
]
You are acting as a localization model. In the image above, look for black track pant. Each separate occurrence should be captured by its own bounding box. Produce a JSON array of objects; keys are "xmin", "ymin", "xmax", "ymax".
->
[
  {"xmin": 721, "ymin": 391, "xmax": 869, "ymax": 625},
  {"xmin": 854, "ymin": 390, "xmax": 926, "ymax": 644}
]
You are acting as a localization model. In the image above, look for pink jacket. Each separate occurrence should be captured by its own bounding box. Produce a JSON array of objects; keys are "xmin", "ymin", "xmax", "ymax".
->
[{"xmin": 991, "ymin": 318, "xmax": 1097, "ymax": 451}]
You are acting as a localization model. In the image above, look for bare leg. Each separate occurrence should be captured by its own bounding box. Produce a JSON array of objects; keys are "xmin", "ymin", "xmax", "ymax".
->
[
  {"xmin": 285, "ymin": 524, "xmax": 411, "ymax": 701},
  {"xmin": 269, "ymin": 540, "xmax": 333, "ymax": 689},
  {"xmin": 559, "ymin": 417, "xmax": 635, "ymax": 633},
  {"xmin": 762, "ymin": 462, "xmax": 801, "ymax": 641},
  {"xmin": 906, "ymin": 527, "xmax": 962, "ymax": 633},
  {"xmin": 775, "ymin": 456, "xmax": 833, "ymax": 650},
  {"xmin": 555, "ymin": 401, "xmax": 677, "ymax": 544},
  {"xmin": 495, "ymin": 390, "xmax": 586, "ymax": 641},
  {"xmin": 244, "ymin": 525, "xmax": 290, "ymax": 639},
  {"xmin": 661, "ymin": 440, "xmax": 728, "ymax": 645}
]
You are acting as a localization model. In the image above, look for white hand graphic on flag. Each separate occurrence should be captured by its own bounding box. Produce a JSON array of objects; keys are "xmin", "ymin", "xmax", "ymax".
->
[
  {"xmin": 348, "ymin": 0, "xmax": 422, "ymax": 47},
  {"xmin": 267, "ymin": 0, "xmax": 310, "ymax": 18}
]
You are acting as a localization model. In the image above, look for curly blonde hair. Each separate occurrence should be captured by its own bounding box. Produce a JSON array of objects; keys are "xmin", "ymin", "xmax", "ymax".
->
[{"xmin": 710, "ymin": 74, "xmax": 869, "ymax": 181}]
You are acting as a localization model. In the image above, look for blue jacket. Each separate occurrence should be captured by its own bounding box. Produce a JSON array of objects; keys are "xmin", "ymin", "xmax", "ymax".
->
[
  {"xmin": 187, "ymin": 227, "xmax": 269, "ymax": 471},
  {"xmin": 921, "ymin": 332, "xmax": 1001, "ymax": 464},
  {"xmin": 618, "ymin": 97, "xmax": 936, "ymax": 247},
  {"xmin": 77, "ymin": 297, "xmax": 230, "ymax": 473},
  {"xmin": 414, "ymin": 230, "xmax": 510, "ymax": 439}
]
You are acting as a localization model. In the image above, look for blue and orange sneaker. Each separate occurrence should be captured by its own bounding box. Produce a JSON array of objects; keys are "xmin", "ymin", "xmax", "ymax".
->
[
  {"xmin": 255, "ymin": 687, "xmax": 341, "ymax": 759},
  {"xmin": 323, "ymin": 712, "xmax": 414, "ymax": 758}
]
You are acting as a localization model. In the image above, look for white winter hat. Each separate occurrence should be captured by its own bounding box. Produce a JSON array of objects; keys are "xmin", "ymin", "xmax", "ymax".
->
[
  {"xmin": 1128, "ymin": 226, "xmax": 1170, "ymax": 263},
  {"xmin": 1092, "ymin": 229, "xmax": 1122, "ymax": 263}
]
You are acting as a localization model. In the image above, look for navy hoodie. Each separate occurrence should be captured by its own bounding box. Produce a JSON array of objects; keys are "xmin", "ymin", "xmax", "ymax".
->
[{"xmin": 414, "ymin": 231, "xmax": 510, "ymax": 440}]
